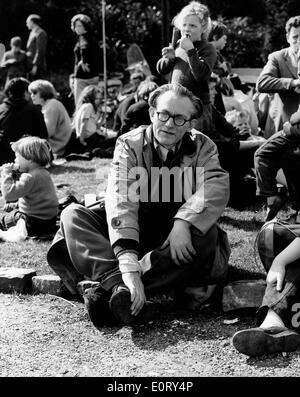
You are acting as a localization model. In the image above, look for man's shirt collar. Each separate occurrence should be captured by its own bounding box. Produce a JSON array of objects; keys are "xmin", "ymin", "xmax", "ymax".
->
[
  {"xmin": 288, "ymin": 47, "xmax": 300, "ymax": 66},
  {"xmin": 153, "ymin": 136, "xmax": 182, "ymax": 162}
]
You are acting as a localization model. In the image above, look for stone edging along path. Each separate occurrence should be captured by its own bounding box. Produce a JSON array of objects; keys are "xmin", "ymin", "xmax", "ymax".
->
[{"xmin": 0, "ymin": 267, "xmax": 267, "ymax": 312}]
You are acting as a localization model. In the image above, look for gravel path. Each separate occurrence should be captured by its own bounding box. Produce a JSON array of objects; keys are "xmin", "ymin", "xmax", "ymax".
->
[{"xmin": 1, "ymin": 293, "xmax": 300, "ymax": 377}]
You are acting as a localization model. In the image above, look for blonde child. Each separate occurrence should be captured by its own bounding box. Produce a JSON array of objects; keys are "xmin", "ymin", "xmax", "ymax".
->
[
  {"xmin": 156, "ymin": 1, "xmax": 216, "ymax": 134},
  {"xmin": 225, "ymin": 109, "xmax": 265, "ymax": 145},
  {"xmin": 0, "ymin": 136, "xmax": 58, "ymax": 238}
]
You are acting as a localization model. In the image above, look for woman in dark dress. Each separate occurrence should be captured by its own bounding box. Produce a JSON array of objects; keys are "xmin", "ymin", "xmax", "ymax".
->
[{"xmin": 70, "ymin": 14, "xmax": 101, "ymax": 109}]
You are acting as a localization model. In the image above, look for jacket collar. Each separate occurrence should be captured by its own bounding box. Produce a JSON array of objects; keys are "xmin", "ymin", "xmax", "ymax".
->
[
  {"xmin": 4, "ymin": 97, "xmax": 28, "ymax": 109},
  {"xmin": 142, "ymin": 125, "xmax": 197, "ymax": 171},
  {"xmin": 283, "ymin": 47, "xmax": 298, "ymax": 78}
]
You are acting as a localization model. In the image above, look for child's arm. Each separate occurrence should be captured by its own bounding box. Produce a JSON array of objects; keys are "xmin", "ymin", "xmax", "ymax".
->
[
  {"xmin": 156, "ymin": 50, "xmax": 176, "ymax": 76},
  {"xmin": 1, "ymin": 169, "xmax": 34, "ymax": 202},
  {"xmin": 273, "ymin": 237, "xmax": 300, "ymax": 267},
  {"xmin": 267, "ymin": 237, "xmax": 300, "ymax": 291},
  {"xmin": 283, "ymin": 109, "xmax": 300, "ymax": 138},
  {"xmin": 183, "ymin": 41, "xmax": 217, "ymax": 82},
  {"xmin": 43, "ymin": 105, "xmax": 59, "ymax": 139}
]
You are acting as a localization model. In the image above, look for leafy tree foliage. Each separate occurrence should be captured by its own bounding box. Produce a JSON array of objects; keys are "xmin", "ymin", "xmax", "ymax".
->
[
  {"xmin": 263, "ymin": 0, "xmax": 300, "ymax": 58},
  {"xmin": 220, "ymin": 17, "xmax": 266, "ymax": 67},
  {"xmin": 0, "ymin": 0, "xmax": 300, "ymax": 79}
]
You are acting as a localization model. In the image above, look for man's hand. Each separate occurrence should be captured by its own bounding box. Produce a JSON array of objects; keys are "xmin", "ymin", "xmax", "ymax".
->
[
  {"xmin": 218, "ymin": 61, "xmax": 228, "ymax": 73},
  {"xmin": 122, "ymin": 272, "xmax": 146, "ymax": 316},
  {"xmin": 266, "ymin": 259, "xmax": 286, "ymax": 291},
  {"xmin": 161, "ymin": 46, "xmax": 175, "ymax": 60},
  {"xmin": 3, "ymin": 59, "xmax": 17, "ymax": 66},
  {"xmin": 283, "ymin": 121, "xmax": 293, "ymax": 136},
  {"xmin": 178, "ymin": 36, "xmax": 194, "ymax": 52},
  {"xmin": 290, "ymin": 78, "xmax": 300, "ymax": 92},
  {"xmin": 283, "ymin": 120, "xmax": 300, "ymax": 137},
  {"xmin": 78, "ymin": 60, "xmax": 90, "ymax": 73},
  {"xmin": 162, "ymin": 219, "xmax": 196, "ymax": 266}
]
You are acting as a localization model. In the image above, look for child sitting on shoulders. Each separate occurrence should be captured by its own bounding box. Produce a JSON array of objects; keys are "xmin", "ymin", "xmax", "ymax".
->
[{"xmin": 0, "ymin": 136, "xmax": 59, "ymax": 238}]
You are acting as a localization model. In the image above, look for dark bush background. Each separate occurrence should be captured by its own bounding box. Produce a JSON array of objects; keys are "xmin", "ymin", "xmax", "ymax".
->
[{"xmin": 0, "ymin": 0, "xmax": 300, "ymax": 87}]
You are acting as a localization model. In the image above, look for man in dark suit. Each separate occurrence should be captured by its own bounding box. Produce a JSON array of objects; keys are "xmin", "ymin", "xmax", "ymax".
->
[
  {"xmin": 256, "ymin": 16, "xmax": 300, "ymax": 137},
  {"xmin": 26, "ymin": 14, "xmax": 47, "ymax": 79}
]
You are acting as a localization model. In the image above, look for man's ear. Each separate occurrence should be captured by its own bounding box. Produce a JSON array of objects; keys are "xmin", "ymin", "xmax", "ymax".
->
[{"xmin": 149, "ymin": 106, "xmax": 155, "ymax": 122}]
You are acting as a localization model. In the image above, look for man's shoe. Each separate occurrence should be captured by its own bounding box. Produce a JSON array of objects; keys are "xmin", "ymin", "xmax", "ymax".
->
[
  {"xmin": 109, "ymin": 284, "xmax": 157, "ymax": 326},
  {"xmin": 265, "ymin": 193, "xmax": 287, "ymax": 222},
  {"xmin": 83, "ymin": 285, "xmax": 117, "ymax": 327},
  {"xmin": 174, "ymin": 285, "xmax": 216, "ymax": 311},
  {"xmin": 232, "ymin": 326, "xmax": 300, "ymax": 356}
]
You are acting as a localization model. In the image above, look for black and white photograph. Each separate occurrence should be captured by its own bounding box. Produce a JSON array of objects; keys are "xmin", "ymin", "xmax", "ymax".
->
[{"xmin": 1, "ymin": 0, "xmax": 300, "ymax": 382}]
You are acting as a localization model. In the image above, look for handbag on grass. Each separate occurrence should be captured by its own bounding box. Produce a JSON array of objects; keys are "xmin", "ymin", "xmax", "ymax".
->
[{"xmin": 256, "ymin": 220, "xmax": 300, "ymax": 272}]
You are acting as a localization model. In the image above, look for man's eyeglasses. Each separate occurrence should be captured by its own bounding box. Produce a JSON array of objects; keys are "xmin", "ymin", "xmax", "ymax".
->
[{"xmin": 156, "ymin": 111, "xmax": 191, "ymax": 126}]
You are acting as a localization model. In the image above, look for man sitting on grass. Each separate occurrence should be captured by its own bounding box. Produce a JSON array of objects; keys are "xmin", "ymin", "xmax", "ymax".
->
[{"xmin": 47, "ymin": 83, "xmax": 230, "ymax": 327}]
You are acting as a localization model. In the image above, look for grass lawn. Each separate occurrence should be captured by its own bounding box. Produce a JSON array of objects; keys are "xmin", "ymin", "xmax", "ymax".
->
[
  {"xmin": 2, "ymin": 158, "xmax": 300, "ymax": 377},
  {"xmin": 0, "ymin": 157, "xmax": 288, "ymax": 281}
]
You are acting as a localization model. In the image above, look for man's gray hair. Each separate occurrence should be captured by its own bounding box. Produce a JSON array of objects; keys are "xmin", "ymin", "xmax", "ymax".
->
[{"xmin": 148, "ymin": 83, "xmax": 203, "ymax": 118}]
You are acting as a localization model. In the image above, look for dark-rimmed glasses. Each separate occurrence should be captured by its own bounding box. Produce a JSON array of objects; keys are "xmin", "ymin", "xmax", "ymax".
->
[{"xmin": 156, "ymin": 111, "xmax": 191, "ymax": 126}]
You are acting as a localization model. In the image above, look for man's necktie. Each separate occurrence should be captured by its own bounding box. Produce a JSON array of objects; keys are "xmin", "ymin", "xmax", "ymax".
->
[{"xmin": 163, "ymin": 150, "xmax": 174, "ymax": 168}]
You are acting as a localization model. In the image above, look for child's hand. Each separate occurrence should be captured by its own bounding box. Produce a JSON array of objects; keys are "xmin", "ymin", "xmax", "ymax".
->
[
  {"xmin": 161, "ymin": 46, "xmax": 175, "ymax": 60},
  {"xmin": 1, "ymin": 163, "xmax": 15, "ymax": 175},
  {"xmin": 179, "ymin": 36, "xmax": 194, "ymax": 52},
  {"xmin": 267, "ymin": 259, "xmax": 286, "ymax": 291}
]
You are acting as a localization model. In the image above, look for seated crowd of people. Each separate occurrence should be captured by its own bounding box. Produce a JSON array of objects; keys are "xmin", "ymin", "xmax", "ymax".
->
[
  {"xmin": 1, "ymin": 2, "xmax": 300, "ymax": 360},
  {"xmin": 0, "ymin": 69, "xmax": 269, "ymax": 203}
]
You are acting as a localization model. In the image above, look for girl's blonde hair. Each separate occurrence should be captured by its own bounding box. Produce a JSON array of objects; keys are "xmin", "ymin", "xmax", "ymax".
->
[
  {"xmin": 11, "ymin": 136, "xmax": 53, "ymax": 166},
  {"xmin": 173, "ymin": 1, "xmax": 212, "ymax": 40},
  {"xmin": 76, "ymin": 85, "xmax": 103, "ymax": 112}
]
